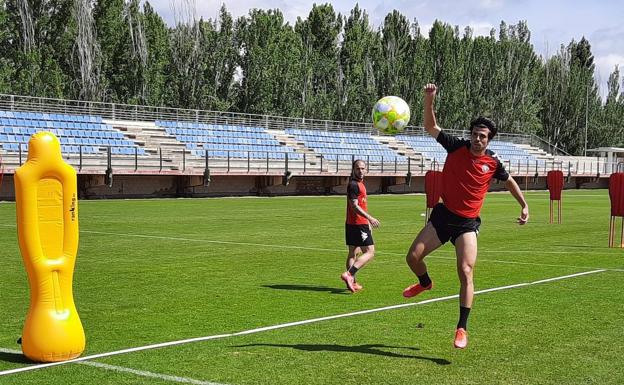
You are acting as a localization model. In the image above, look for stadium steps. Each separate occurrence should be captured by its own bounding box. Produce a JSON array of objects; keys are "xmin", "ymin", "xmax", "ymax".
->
[
  {"xmin": 267, "ymin": 129, "xmax": 328, "ymax": 170},
  {"xmin": 106, "ymin": 120, "xmax": 181, "ymax": 170},
  {"xmin": 515, "ymin": 143, "xmax": 555, "ymax": 163},
  {"xmin": 377, "ymin": 135, "xmax": 425, "ymax": 163}
]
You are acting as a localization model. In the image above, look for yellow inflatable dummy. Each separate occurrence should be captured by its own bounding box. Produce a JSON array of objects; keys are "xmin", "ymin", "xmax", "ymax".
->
[{"xmin": 14, "ymin": 132, "xmax": 85, "ymax": 362}]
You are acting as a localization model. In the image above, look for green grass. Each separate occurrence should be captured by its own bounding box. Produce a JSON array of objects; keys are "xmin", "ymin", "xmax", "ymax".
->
[{"xmin": 0, "ymin": 190, "xmax": 622, "ymax": 384}]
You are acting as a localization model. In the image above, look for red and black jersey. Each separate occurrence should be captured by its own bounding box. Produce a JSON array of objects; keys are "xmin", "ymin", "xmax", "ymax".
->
[
  {"xmin": 437, "ymin": 131, "xmax": 509, "ymax": 218},
  {"xmin": 346, "ymin": 178, "xmax": 369, "ymax": 225}
]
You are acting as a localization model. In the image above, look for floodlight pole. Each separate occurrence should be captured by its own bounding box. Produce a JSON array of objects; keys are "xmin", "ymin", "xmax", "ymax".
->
[{"xmin": 584, "ymin": 82, "xmax": 589, "ymax": 156}]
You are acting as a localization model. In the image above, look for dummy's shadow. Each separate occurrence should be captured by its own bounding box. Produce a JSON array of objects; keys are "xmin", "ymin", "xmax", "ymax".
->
[
  {"xmin": 235, "ymin": 343, "xmax": 451, "ymax": 365},
  {"xmin": 0, "ymin": 351, "xmax": 31, "ymax": 364},
  {"xmin": 263, "ymin": 284, "xmax": 349, "ymax": 295}
]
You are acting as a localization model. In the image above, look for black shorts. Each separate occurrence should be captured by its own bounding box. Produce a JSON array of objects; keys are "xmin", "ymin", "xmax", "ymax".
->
[
  {"xmin": 345, "ymin": 224, "xmax": 374, "ymax": 247},
  {"xmin": 429, "ymin": 203, "xmax": 480, "ymax": 245}
]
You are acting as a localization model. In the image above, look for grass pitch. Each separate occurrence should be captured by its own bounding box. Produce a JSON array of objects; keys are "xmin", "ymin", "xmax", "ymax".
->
[{"xmin": 0, "ymin": 189, "xmax": 622, "ymax": 384}]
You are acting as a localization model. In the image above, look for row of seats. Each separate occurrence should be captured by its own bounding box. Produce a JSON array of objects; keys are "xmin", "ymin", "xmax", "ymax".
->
[
  {"xmin": 157, "ymin": 120, "xmax": 266, "ymax": 133},
  {"xmin": 286, "ymin": 128, "xmax": 406, "ymax": 162},
  {"xmin": 1, "ymin": 142, "xmax": 141, "ymax": 155},
  {"xmin": 288, "ymin": 128, "xmax": 371, "ymax": 139},
  {"xmin": 0, "ymin": 110, "xmax": 145, "ymax": 155},
  {"xmin": 0, "ymin": 110, "xmax": 103, "ymax": 123},
  {"xmin": 0, "ymin": 128, "xmax": 125, "ymax": 140},
  {"xmin": 191, "ymin": 150, "xmax": 296, "ymax": 160},
  {"xmin": 158, "ymin": 120, "xmax": 299, "ymax": 160},
  {"xmin": 0, "ymin": 119, "xmax": 108, "ymax": 130}
]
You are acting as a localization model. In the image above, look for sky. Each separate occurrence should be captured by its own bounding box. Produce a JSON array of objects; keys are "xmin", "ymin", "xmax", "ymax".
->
[{"xmin": 150, "ymin": 0, "xmax": 624, "ymax": 99}]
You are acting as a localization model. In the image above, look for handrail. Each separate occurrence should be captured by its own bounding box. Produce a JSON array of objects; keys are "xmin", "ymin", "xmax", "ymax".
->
[{"xmin": 0, "ymin": 93, "xmax": 574, "ymax": 155}]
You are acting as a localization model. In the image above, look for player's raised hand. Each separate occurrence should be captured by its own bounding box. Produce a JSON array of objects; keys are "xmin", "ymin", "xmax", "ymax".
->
[{"xmin": 424, "ymin": 83, "xmax": 437, "ymax": 99}]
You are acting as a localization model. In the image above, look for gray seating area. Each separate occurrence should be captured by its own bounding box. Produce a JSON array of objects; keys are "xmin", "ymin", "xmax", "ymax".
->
[
  {"xmin": 0, "ymin": 110, "xmax": 145, "ymax": 155},
  {"xmin": 286, "ymin": 128, "xmax": 406, "ymax": 162},
  {"xmin": 157, "ymin": 120, "xmax": 302, "ymax": 160}
]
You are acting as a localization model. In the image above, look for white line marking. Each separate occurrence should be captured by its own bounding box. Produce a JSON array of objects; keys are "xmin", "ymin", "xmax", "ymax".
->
[
  {"xmin": 2, "ymin": 223, "xmax": 621, "ymax": 271},
  {"xmin": 80, "ymin": 229, "xmax": 624, "ymax": 272},
  {"xmin": 0, "ymin": 269, "xmax": 606, "ymax": 377},
  {"xmin": 0, "ymin": 348, "xmax": 225, "ymax": 385}
]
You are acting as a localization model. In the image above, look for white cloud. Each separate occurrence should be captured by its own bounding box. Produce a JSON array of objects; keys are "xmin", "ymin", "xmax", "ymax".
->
[
  {"xmin": 594, "ymin": 54, "xmax": 624, "ymax": 88},
  {"xmin": 466, "ymin": 22, "xmax": 495, "ymax": 36}
]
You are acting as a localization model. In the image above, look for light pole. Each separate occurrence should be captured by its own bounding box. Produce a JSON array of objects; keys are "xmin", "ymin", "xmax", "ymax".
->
[{"xmin": 584, "ymin": 81, "xmax": 589, "ymax": 156}]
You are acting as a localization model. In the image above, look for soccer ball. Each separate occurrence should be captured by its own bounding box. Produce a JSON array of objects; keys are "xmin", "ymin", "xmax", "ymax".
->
[{"xmin": 372, "ymin": 96, "xmax": 410, "ymax": 134}]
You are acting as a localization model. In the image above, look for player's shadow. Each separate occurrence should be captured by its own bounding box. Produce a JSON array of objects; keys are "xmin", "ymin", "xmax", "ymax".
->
[
  {"xmin": 235, "ymin": 343, "xmax": 451, "ymax": 365},
  {"xmin": 0, "ymin": 351, "xmax": 31, "ymax": 364},
  {"xmin": 262, "ymin": 284, "xmax": 349, "ymax": 295}
]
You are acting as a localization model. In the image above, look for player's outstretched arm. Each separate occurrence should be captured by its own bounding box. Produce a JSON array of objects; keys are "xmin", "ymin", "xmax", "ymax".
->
[
  {"xmin": 504, "ymin": 177, "xmax": 529, "ymax": 225},
  {"xmin": 423, "ymin": 83, "xmax": 442, "ymax": 139}
]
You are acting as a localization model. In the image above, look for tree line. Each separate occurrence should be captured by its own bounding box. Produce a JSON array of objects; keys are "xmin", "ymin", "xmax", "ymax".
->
[{"xmin": 0, "ymin": 1, "xmax": 622, "ymax": 154}]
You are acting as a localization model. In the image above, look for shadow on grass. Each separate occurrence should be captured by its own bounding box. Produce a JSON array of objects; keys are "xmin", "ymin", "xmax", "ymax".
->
[
  {"xmin": 262, "ymin": 284, "xmax": 349, "ymax": 295},
  {"xmin": 0, "ymin": 351, "xmax": 31, "ymax": 364},
  {"xmin": 235, "ymin": 343, "xmax": 451, "ymax": 365},
  {"xmin": 551, "ymin": 244, "xmax": 613, "ymax": 249}
]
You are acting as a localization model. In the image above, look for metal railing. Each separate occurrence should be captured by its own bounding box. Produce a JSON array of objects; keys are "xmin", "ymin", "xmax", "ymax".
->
[
  {"xmin": 0, "ymin": 93, "xmax": 544, "ymax": 147},
  {"xmin": 1, "ymin": 143, "xmax": 620, "ymax": 179}
]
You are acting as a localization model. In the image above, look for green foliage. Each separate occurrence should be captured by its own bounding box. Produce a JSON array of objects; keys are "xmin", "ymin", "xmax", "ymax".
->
[
  {"xmin": 295, "ymin": 3, "xmax": 342, "ymax": 119},
  {"xmin": 236, "ymin": 8, "xmax": 303, "ymax": 115},
  {"xmin": 338, "ymin": 4, "xmax": 377, "ymax": 121},
  {"xmin": 142, "ymin": 1, "xmax": 170, "ymax": 106},
  {"xmin": 0, "ymin": 3, "xmax": 622, "ymax": 151}
]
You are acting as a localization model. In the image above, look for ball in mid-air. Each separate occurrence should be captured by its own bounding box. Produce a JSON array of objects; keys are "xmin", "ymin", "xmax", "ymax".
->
[{"xmin": 372, "ymin": 96, "xmax": 410, "ymax": 134}]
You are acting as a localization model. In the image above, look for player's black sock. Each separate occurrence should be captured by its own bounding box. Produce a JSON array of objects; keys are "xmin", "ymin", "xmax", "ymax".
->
[
  {"xmin": 417, "ymin": 272, "xmax": 432, "ymax": 287},
  {"xmin": 457, "ymin": 306, "xmax": 471, "ymax": 330},
  {"xmin": 348, "ymin": 265, "xmax": 359, "ymax": 276}
]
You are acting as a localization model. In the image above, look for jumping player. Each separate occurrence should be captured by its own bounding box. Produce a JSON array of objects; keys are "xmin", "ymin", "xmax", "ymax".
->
[{"xmin": 403, "ymin": 83, "xmax": 529, "ymax": 348}]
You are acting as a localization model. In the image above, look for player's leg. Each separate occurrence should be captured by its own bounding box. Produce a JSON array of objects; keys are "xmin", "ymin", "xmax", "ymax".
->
[
  {"xmin": 346, "ymin": 246, "xmax": 360, "ymax": 270},
  {"xmin": 351, "ymin": 244, "xmax": 374, "ymax": 269},
  {"xmin": 344, "ymin": 243, "xmax": 374, "ymax": 292},
  {"xmin": 346, "ymin": 246, "xmax": 363, "ymax": 291},
  {"xmin": 403, "ymin": 222, "xmax": 442, "ymax": 298},
  {"xmin": 453, "ymin": 231, "xmax": 478, "ymax": 348}
]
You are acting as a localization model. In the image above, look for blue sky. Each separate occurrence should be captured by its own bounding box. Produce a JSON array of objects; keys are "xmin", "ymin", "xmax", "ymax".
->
[{"xmin": 150, "ymin": 0, "xmax": 624, "ymax": 98}]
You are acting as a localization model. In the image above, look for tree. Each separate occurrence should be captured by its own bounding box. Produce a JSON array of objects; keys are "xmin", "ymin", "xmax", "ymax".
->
[
  {"xmin": 0, "ymin": 0, "xmax": 17, "ymax": 94},
  {"xmin": 376, "ymin": 10, "xmax": 411, "ymax": 99},
  {"xmin": 338, "ymin": 4, "xmax": 377, "ymax": 122},
  {"xmin": 538, "ymin": 38, "xmax": 600, "ymax": 154},
  {"xmin": 142, "ymin": 1, "xmax": 170, "ymax": 106},
  {"xmin": 166, "ymin": 0, "xmax": 202, "ymax": 108},
  {"xmin": 235, "ymin": 9, "xmax": 303, "ymax": 115},
  {"xmin": 197, "ymin": 5, "xmax": 237, "ymax": 111},
  {"xmin": 295, "ymin": 3, "xmax": 342, "ymax": 120}
]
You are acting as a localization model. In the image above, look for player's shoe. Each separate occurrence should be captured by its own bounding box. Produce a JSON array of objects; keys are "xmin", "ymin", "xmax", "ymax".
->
[
  {"xmin": 353, "ymin": 281, "xmax": 363, "ymax": 292},
  {"xmin": 454, "ymin": 328, "xmax": 468, "ymax": 349},
  {"xmin": 341, "ymin": 272, "xmax": 356, "ymax": 293},
  {"xmin": 402, "ymin": 282, "xmax": 433, "ymax": 298}
]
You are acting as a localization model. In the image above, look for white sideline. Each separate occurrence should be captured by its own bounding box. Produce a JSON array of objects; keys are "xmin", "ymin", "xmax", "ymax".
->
[
  {"xmin": 0, "ymin": 348, "xmax": 224, "ymax": 385},
  {"xmin": 0, "ymin": 269, "xmax": 605, "ymax": 378}
]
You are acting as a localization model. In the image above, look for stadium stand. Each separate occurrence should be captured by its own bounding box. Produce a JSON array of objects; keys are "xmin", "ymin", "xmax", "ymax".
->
[
  {"xmin": 156, "ymin": 120, "xmax": 302, "ymax": 160},
  {"xmin": 0, "ymin": 110, "xmax": 145, "ymax": 155},
  {"xmin": 286, "ymin": 128, "xmax": 407, "ymax": 163}
]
